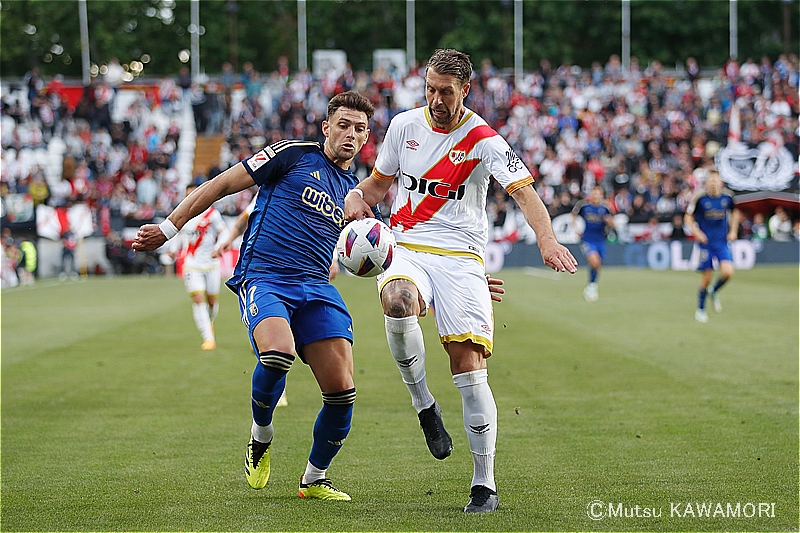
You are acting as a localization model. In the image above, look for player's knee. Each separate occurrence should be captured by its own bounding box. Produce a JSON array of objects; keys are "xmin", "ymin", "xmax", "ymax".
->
[
  {"xmin": 322, "ymin": 387, "xmax": 357, "ymax": 407},
  {"xmin": 258, "ymin": 350, "xmax": 295, "ymax": 374},
  {"xmin": 721, "ymin": 264, "xmax": 735, "ymax": 279},
  {"xmin": 381, "ymin": 292, "xmax": 413, "ymax": 317},
  {"xmin": 381, "ymin": 283, "xmax": 420, "ymax": 318}
]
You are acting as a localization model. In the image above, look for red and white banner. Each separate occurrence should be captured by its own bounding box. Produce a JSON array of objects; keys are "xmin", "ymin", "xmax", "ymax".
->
[{"xmin": 36, "ymin": 204, "xmax": 95, "ymax": 240}]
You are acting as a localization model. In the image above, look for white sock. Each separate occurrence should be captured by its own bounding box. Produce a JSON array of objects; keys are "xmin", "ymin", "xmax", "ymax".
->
[
  {"xmin": 453, "ymin": 369, "xmax": 497, "ymax": 492},
  {"xmin": 385, "ymin": 315, "xmax": 435, "ymax": 412},
  {"xmin": 251, "ymin": 421, "xmax": 273, "ymax": 444},
  {"xmin": 302, "ymin": 461, "xmax": 327, "ymax": 484},
  {"xmin": 192, "ymin": 302, "xmax": 214, "ymax": 341},
  {"xmin": 209, "ymin": 301, "xmax": 219, "ymax": 323}
]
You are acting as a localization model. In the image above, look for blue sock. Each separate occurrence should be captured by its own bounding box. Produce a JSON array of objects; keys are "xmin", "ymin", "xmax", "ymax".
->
[
  {"xmin": 698, "ymin": 288, "xmax": 707, "ymax": 310},
  {"xmin": 251, "ymin": 351, "xmax": 293, "ymax": 427},
  {"xmin": 308, "ymin": 388, "xmax": 356, "ymax": 469},
  {"xmin": 589, "ymin": 269, "xmax": 598, "ymax": 283},
  {"xmin": 712, "ymin": 277, "xmax": 728, "ymax": 293}
]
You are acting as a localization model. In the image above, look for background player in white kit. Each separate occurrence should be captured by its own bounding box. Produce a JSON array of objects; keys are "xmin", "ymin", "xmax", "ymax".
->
[
  {"xmin": 173, "ymin": 179, "xmax": 229, "ymax": 350},
  {"xmin": 345, "ymin": 48, "xmax": 577, "ymax": 513}
]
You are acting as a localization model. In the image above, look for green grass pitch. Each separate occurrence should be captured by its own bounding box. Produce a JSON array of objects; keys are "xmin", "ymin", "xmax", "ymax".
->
[{"xmin": 1, "ymin": 266, "xmax": 797, "ymax": 531}]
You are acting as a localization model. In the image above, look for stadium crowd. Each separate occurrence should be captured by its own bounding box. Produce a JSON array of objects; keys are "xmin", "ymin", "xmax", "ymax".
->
[{"xmin": 1, "ymin": 52, "xmax": 799, "ymax": 282}]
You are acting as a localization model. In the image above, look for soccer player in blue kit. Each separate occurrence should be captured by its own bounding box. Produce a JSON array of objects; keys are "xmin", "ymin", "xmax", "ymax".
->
[
  {"xmin": 572, "ymin": 186, "xmax": 614, "ymax": 302},
  {"xmin": 133, "ymin": 92, "xmax": 375, "ymax": 500},
  {"xmin": 684, "ymin": 170, "xmax": 740, "ymax": 323}
]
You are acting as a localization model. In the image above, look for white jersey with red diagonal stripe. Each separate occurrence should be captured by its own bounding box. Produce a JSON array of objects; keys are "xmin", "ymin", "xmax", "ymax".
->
[
  {"xmin": 180, "ymin": 207, "xmax": 227, "ymax": 270},
  {"xmin": 373, "ymin": 106, "xmax": 534, "ymax": 262}
]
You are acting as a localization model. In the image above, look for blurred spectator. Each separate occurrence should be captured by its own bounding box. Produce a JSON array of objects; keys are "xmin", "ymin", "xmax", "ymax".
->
[
  {"xmin": 59, "ymin": 230, "xmax": 78, "ymax": 280},
  {"xmin": 178, "ymin": 66, "xmax": 192, "ymax": 99},
  {"xmin": 670, "ymin": 213, "xmax": 688, "ymax": 240},
  {"xmin": 768, "ymin": 207, "xmax": 792, "ymax": 241},
  {"xmin": 23, "ymin": 66, "xmax": 42, "ymax": 116},
  {"xmin": 628, "ymin": 194, "xmax": 654, "ymax": 223},
  {"xmin": 639, "ymin": 216, "xmax": 667, "ymax": 243},
  {"xmin": 104, "ymin": 58, "xmax": 125, "ymax": 88}
]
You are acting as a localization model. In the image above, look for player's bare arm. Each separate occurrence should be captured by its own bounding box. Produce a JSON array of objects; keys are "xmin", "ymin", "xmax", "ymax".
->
[
  {"xmin": 212, "ymin": 209, "xmax": 249, "ymax": 257},
  {"xmin": 727, "ymin": 208, "xmax": 741, "ymax": 242},
  {"xmin": 684, "ymin": 212, "xmax": 707, "ymax": 244},
  {"xmin": 133, "ymin": 164, "xmax": 256, "ymax": 252},
  {"xmin": 571, "ymin": 212, "xmax": 583, "ymax": 239},
  {"xmin": 512, "ymin": 185, "xmax": 578, "ymax": 273},
  {"xmin": 344, "ymin": 174, "xmax": 394, "ymax": 220}
]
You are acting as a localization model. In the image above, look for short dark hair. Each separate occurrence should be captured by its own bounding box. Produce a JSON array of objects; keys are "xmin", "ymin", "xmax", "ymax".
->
[
  {"xmin": 426, "ymin": 48, "xmax": 473, "ymax": 85},
  {"xmin": 327, "ymin": 91, "xmax": 374, "ymax": 122}
]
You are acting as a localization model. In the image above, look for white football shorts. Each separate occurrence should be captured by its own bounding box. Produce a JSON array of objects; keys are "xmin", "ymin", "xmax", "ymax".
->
[
  {"xmin": 377, "ymin": 245, "xmax": 494, "ymax": 354},
  {"xmin": 183, "ymin": 266, "xmax": 221, "ymax": 296}
]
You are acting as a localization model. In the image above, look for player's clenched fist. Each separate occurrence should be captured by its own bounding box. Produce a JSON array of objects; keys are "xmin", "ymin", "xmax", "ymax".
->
[{"xmin": 132, "ymin": 224, "xmax": 167, "ymax": 252}]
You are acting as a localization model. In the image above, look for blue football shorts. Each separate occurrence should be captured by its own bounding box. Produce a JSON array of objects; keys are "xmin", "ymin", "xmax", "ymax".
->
[
  {"xmin": 580, "ymin": 239, "xmax": 606, "ymax": 261},
  {"xmin": 696, "ymin": 242, "xmax": 733, "ymax": 271},
  {"xmin": 236, "ymin": 277, "xmax": 353, "ymax": 362}
]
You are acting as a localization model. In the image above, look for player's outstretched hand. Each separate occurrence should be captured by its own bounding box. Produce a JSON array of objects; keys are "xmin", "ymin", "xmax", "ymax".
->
[
  {"xmin": 539, "ymin": 239, "xmax": 578, "ymax": 273},
  {"xmin": 344, "ymin": 190, "xmax": 375, "ymax": 221},
  {"xmin": 486, "ymin": 275, "xmax": 505, "ymax": 302},
  {"xmin": 212, "ymin": 240, "xmax": 232, "ymax": 258},
  {"xmin": 132, "ymin": 224, "xmax": 167, "ymax": 252},
  {"xmin": 694, "ymin": 230, "xmax": 708, "ymax": 245}
]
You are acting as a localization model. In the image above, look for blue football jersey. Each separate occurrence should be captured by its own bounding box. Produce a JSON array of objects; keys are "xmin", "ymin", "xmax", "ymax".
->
[
  {"xmin": 574, "ymin": 201, "xmax": 611, "ymax": 243},
  {"xmin": 226, "ymin": 140, "xmax": 357, "ymax": 290},
  {"xmin": 687, "ymin": 191, "xmax": 735, "ymax": 245}
]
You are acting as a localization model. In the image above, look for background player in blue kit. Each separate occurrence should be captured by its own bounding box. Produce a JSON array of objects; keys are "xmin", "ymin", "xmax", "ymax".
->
[
  {"xmin": 133, "ymin": 92, "xmax": 375, "ymax": 501},
  {"xmin": 572, "ymin": 186, "xmax": 614, "ymax": 302},
  {"xmin": 684, "ymin": 170, "xmax": 740, "ymax": 323}
]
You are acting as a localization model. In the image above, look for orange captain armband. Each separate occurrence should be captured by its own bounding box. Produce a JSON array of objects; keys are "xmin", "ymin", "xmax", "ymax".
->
[{"xmin": 372, "ymin": 169, "xmax": 397, "ymax": 182}]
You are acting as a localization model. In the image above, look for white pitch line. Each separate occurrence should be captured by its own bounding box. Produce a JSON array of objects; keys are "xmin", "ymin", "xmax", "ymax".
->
[{"xmin": 523, "ymin": 267, "xmax": 563, "ymax": 280}]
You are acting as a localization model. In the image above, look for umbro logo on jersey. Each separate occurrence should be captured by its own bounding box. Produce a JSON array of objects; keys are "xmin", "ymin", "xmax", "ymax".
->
[
  {"xmin": 405, "ymin": 139, "xmax": 420, "ymax": 151},
  {"xmin": 469, "ymin": 423, "xmax": 490, "ymax": 434},
  {"xmin": 310, "ymin": 170, "xmax": 321, "ymax": 180},
  {"xmin": 396, "ymin": 356, "xmax": 418, "ymax": 368}
]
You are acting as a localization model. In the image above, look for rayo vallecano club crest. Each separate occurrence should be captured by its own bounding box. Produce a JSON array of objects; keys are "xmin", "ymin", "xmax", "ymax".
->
[
  {"xmin": 715, "ymin": 141, "xmax": 795, "ymax": 191},
  {"xmin": 449, "ymin": 149, "xmax": 466, "ymax": 164}
]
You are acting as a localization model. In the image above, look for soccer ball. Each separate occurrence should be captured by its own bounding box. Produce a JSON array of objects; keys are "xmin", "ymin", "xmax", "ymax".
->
[{"xmin": 336, "ymin": 218, "xmax": 396, "ymax": 277}]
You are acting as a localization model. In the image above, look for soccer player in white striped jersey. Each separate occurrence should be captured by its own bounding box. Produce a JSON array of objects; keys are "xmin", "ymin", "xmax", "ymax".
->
[
  {"xmin": 345, "ymin": 48, "xmax": 577, "ymax": 513},
  {"xmin": 173, "ymin": 179, "xmax": 229, "ymax": 350}
]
